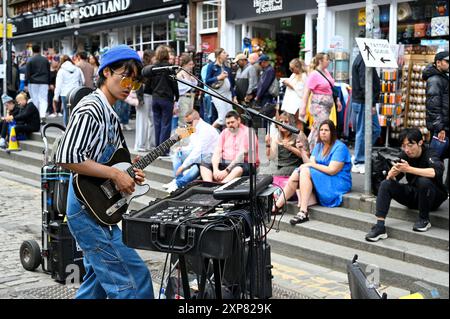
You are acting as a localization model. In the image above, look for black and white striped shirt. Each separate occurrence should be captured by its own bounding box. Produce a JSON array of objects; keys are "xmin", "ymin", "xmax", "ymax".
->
[{"xmin": 56, "ymin": 89, "xmax": 125, "ymax": 164}]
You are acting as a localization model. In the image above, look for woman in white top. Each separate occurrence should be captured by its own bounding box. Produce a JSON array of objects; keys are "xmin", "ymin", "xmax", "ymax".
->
[
  {"xmin": 281, "ymin": 58, "xmax": 307, "ymax": 129},
  {"xmin": 176, "ymin": 54, "xmax": 198, "ymax": 127},
  {"xmin": 53, "ymin": 55, "xmax": 85, "ymax": 126}
]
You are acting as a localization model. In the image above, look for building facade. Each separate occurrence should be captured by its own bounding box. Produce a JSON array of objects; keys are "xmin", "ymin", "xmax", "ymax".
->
[{"xmin": 9, "ymin": 0, "xmax": 189, "ymax": 55}]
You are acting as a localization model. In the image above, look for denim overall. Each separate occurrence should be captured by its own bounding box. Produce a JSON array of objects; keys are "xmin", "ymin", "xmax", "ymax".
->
[{"xmin": 66, "ymin": 122, "xmax": 154, "ymax": 299}]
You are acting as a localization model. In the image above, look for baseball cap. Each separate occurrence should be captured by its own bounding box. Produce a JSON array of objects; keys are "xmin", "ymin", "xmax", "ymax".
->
[
  {"xmin": 434, "ymin": 51, "xmax": 449, "ymax": 62},
  {"xmin": 258, "ymin": 54, "xmax": 270, "ymax": 62},
  {"xmin": 233, "ymin": 53, "xmax": 247, "ymax": 63},
  {"xmin": 98, "ymin": 44, "xmax": 142, "ymax": 75},
  {"xmin": 2, "ymin": 94, "xmax": 14, "ymax": 105}
]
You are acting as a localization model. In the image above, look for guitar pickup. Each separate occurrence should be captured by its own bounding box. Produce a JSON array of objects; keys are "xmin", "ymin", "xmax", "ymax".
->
[
  {"xmin": 101, "ymin": 180, "xmax": 118, "ymax": 199},
  {"xmin": 106, "ymin": 198, "xmax": 127, "ymax": 216}
]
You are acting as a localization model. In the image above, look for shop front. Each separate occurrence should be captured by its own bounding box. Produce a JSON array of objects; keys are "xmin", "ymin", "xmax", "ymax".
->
[
  {"xmin": 225, "ymin": 0, "xmax": 318, "ymax": 78},
  {"xmin": 10, "ymin": 0, "xmax": 188, "ymax": 56},
  {"xmin": 329, "ymin": 0, "xmax": 448, "ymax": 144}
]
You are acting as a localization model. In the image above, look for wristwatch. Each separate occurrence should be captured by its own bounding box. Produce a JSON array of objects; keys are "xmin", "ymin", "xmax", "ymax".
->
[{"xmin": 225, "ymin": 167, "xmax": 231, "ymax": 173}]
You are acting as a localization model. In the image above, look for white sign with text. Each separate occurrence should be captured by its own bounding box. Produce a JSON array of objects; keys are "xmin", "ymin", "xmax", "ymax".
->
[{"xmin": 355, "ymin": 37, "xmax": 398, "ymax": 69}]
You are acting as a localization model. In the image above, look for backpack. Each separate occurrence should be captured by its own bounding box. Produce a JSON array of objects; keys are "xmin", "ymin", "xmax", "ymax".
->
[
  {"xmin": 268, "ymin": 77, "xmax": 280, "ymax": 97},
  {"xmin": 371, "ymin": 148, "xmax": 401, "ymax": 196}
]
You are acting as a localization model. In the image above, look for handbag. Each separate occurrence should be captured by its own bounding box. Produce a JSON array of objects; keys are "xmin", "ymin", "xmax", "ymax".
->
[
  {"xmin": 211, "ymin": 66, "xmax": 225, "ymax": 89},
  {"xmin": 211, "ymin": 80, "xmax": 224, "ymax": 89},
  {"xmin": 317, "ymin": 70, "xmax": 340, "ymax": 104},
  {"xmin": 429, "ymin": 135, "xmax": 449, "ymax": 159}
]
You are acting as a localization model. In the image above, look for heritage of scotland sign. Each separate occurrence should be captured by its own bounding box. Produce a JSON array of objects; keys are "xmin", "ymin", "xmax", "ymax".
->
[
  {"xmin": 253, "ymin": 0, "xmax": 283, "ymax": 14},
  {"xmin": 33, "ymin": 0, "xmax": 131, "ymax": 29}
]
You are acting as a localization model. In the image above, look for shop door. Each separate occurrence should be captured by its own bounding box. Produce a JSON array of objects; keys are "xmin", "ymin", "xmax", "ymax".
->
[{"xmin": 200, "ymin": 33, "xmax": 218, "ymax": 53}]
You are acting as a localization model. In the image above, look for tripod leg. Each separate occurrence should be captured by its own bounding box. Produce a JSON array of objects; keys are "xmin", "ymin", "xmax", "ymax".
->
[
  {"xmin": 178, "ymin": 255, "xmax": 191, "ymax": 299},
  {"xmin": 213, "ymin": 259, "xmax": 222, "ymax": 299}
]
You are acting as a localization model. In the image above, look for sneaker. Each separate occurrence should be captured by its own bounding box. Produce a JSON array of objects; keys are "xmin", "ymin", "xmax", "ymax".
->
[
  {"xmin": 123, "ymin": 124, "xmax": 132, "ymax": 131},
  {"xmin": 351, "ymin": 164, "xmax": 366, "ymax": 174},
  {"xmin": 48, "ymin": 113, "xmax": 57, "ymax": 118},
  {"xmin": 365, "ymin": 225, "xmax": 388, "ymax": 242},
  {"xmin": 162, "ymin": 179, "xmax": 176, "ymax": 189},
  {"xmin": 0, "ymin": 138, "xmax": 6, "ymax": 148},
  {"xmin": 413, "ymin": 219, "xmax": 431, "ymax": 232},
  {"xmin": 167, "ymin": 182, "xmax": 179, "ymax": 193},
  {"xmin": 57, "ymin": 112, "xmax": 63, "ymax": 117}
]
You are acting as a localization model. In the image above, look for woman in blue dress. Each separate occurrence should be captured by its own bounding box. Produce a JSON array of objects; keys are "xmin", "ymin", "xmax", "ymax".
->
[{"xmin": 273, "ymin": 119, "xmax": 352, "ymax": 224}]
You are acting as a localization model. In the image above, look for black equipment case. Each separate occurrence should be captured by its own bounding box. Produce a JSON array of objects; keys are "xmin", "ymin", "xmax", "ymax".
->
[{"xmin": 20, "ymin": 123, "xmax": 85, "ymax": 283}]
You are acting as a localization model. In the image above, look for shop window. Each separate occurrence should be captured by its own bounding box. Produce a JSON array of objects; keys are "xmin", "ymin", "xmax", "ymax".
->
[
  {"xmin": 396, "ymin": 0, "xmax": 447, "ymax": 44},
  {"xmin": 142, "ymin": 25, "xmax": 152, "ymax": 43},
  {"xmin": 154, "ymin": 21, "xmax": 168, "ymax": 42}
]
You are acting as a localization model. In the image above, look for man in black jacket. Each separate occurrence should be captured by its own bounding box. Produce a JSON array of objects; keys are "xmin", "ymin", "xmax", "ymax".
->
[
  {"xmin": 366, "ymin": 128, "xmax": 448, "ymax": 242},
  {"xmin": 26, "ymin": 44, "xmax": 51, "ymax": 119},
  {"xmin": 350, "ymin": 52, "xmax": 381, "ymax": 174},
  {"xmin": 422, "ymin": 51, "xmax": 449, "ymax": 190},
  {"xmin": 5, "ymin": 92, "xmax": 40, "ymax": 138}
]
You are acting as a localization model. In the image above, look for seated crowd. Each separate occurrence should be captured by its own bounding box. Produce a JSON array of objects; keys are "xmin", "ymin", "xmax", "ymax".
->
[{"xmin": 164, "ymin": 108, "xmax": 447, "ymax": 241}]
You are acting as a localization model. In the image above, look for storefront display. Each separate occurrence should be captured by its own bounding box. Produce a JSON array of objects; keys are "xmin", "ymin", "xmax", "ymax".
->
[
  {"xmin": 377, "ymin": 69, "xmax": 403, "ymax": 145},
  {"xmin": 328, "ymin": 50, "xmax": 350, "ymax": 82}
]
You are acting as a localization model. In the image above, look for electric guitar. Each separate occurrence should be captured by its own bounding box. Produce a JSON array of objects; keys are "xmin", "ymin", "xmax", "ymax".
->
[{"xmin": 73, "ymin": 127, "xmax": 195, "ymax": 225}]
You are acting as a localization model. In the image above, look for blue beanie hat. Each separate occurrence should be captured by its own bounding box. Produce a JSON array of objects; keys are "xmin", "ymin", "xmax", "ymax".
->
[{"xmin": 98, "ymin": 44, "xmax": 142, "ymax": 75}]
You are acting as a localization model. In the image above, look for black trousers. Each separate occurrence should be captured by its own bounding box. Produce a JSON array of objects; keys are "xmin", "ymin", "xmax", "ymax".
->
[{"xmin": 376, "ymin": 178, "xmax": 448, "ymax": 220}]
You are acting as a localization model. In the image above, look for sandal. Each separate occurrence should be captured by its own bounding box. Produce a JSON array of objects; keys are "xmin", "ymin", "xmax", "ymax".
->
[{"xmin": 289, "ymin": 211, "xmax": 309, "ymax": 225}]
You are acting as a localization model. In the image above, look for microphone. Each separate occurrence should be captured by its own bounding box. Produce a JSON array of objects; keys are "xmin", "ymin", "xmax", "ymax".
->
[
  {"xmin": 150, "ymin": 65, "xmax": 180, "ymax": 72},
  {"xmin": 142, "ymin": 65, "xmax": 180, "ymax": 78}
]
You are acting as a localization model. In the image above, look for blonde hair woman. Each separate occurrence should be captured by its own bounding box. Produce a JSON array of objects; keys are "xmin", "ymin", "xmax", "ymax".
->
[
  {"xmin": 281, "ymin": 58, "xmax": 307, "ymax": 129},
  {"xmin": 300, "ymin": 53, "xmax": 342, "ymax": 150}
]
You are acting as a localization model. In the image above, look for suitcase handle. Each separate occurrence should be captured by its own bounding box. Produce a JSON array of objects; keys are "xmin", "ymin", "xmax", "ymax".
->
[{"xmin": 41, "ymin": 123, "xmax": 66, "ymax": 140}]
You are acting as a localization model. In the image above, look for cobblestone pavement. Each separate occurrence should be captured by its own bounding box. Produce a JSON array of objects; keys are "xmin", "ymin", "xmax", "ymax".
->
[{"xmin": 0, "ymin": 176, "xmax": 58, "ymax": 298}]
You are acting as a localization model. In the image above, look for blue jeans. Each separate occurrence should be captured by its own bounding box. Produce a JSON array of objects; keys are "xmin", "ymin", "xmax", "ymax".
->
[
  {"xmin": 152, "ymin": 97, "xmax": 174, "ymax": 147},
  {"xmin": 171, "ymin": 151, "xmax": 200, "ymax": 188},
  {"xmin": 113, "ymin": 100, "xmax": 131, "ymax": 124},
  {"xmin": 352, "ymin": 102, "xmax": 381, "ymax": 164},
  {"xmin": 65, "ymin": 124, "xmax": 154, "ymax": 299},
  {"xmin": 202, "ymin": 94, "xmax": 214, "ymax": 125},
  {"xmin": 61, "ymin": 96, "xmax": 68, "ymax": 126}
]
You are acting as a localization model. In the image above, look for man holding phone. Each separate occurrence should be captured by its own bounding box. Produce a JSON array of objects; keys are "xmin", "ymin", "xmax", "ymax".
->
[{"xmin": 365, "ymin": 128, "xmax": 448, "ymax": 241}]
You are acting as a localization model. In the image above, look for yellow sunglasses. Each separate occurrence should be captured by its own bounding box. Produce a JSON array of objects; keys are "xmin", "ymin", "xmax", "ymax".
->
[{"xmin": 111, "ymin": 69, "xmax": 142, "ymax": 90}]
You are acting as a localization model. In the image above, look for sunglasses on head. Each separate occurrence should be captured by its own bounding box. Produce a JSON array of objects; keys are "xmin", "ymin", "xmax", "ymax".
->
[{"xmin": 111, "ymin": 69, "xmax": 142, "ymax": 90}]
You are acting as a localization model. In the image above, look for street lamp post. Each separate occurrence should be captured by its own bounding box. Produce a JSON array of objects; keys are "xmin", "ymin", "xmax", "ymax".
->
[
  {"xmin": 2, "ymin": 0, "xmax": 7, "ymax": 117},
  {"xmin": 364, "ymin": 0, "xmax": 374, "ymax": 195}
]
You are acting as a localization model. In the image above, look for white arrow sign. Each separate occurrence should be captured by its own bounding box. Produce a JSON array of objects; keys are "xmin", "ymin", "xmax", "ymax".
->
[{"xmin": 355, "ymin": 37, "xmax": 398, "ymax": 69}]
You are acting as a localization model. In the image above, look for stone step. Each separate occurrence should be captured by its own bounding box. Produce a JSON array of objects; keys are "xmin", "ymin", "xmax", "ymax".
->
[
  {"xmin": 343, "ymin": 192, "xmax": 449, "ymax": 231},
  {"xmin": 307, "ymin": 206, "xmax": 449, "ymax": 250},
  {"xmin": 0, "ymin": 149, "xmax": 43, "ymax": 170},
  {"xmin": 30, "ymin": 132, "xmax": 174, "ymax": 171},
  {"xmin": 275, "ymin": 213, "xmax": 449, "ymax": 272},
  {"xmin": 16, "ymin": 140, "xmax": 46, "ymax": 154},
  {"xmin": 0, "ymin": 157, "xmax": 41, "ymax": 183},
  {"xmin": 267, "ymin": 230, "xmax": 449, "ymax": 298}
]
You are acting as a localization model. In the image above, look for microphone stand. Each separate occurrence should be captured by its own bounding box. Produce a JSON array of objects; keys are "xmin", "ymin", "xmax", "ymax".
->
[{"xmin": 165, "ymin": 67, "xmax": 299, "ymax": 299}]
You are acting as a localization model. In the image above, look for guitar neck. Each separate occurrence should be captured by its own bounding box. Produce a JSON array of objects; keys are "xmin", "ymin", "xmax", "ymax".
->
[{"xmin": 126, "ymin": 136, "xmax": 179, "ymax": 176}]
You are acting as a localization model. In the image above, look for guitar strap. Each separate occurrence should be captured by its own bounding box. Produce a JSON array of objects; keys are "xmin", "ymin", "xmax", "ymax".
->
[
  {"xmin": 91, "ymin": 93, "xmax": 130, "ymax": 152},
  {"xmin": 117, "ymin": 123, "xmax": 129, "ymax": 151}
]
